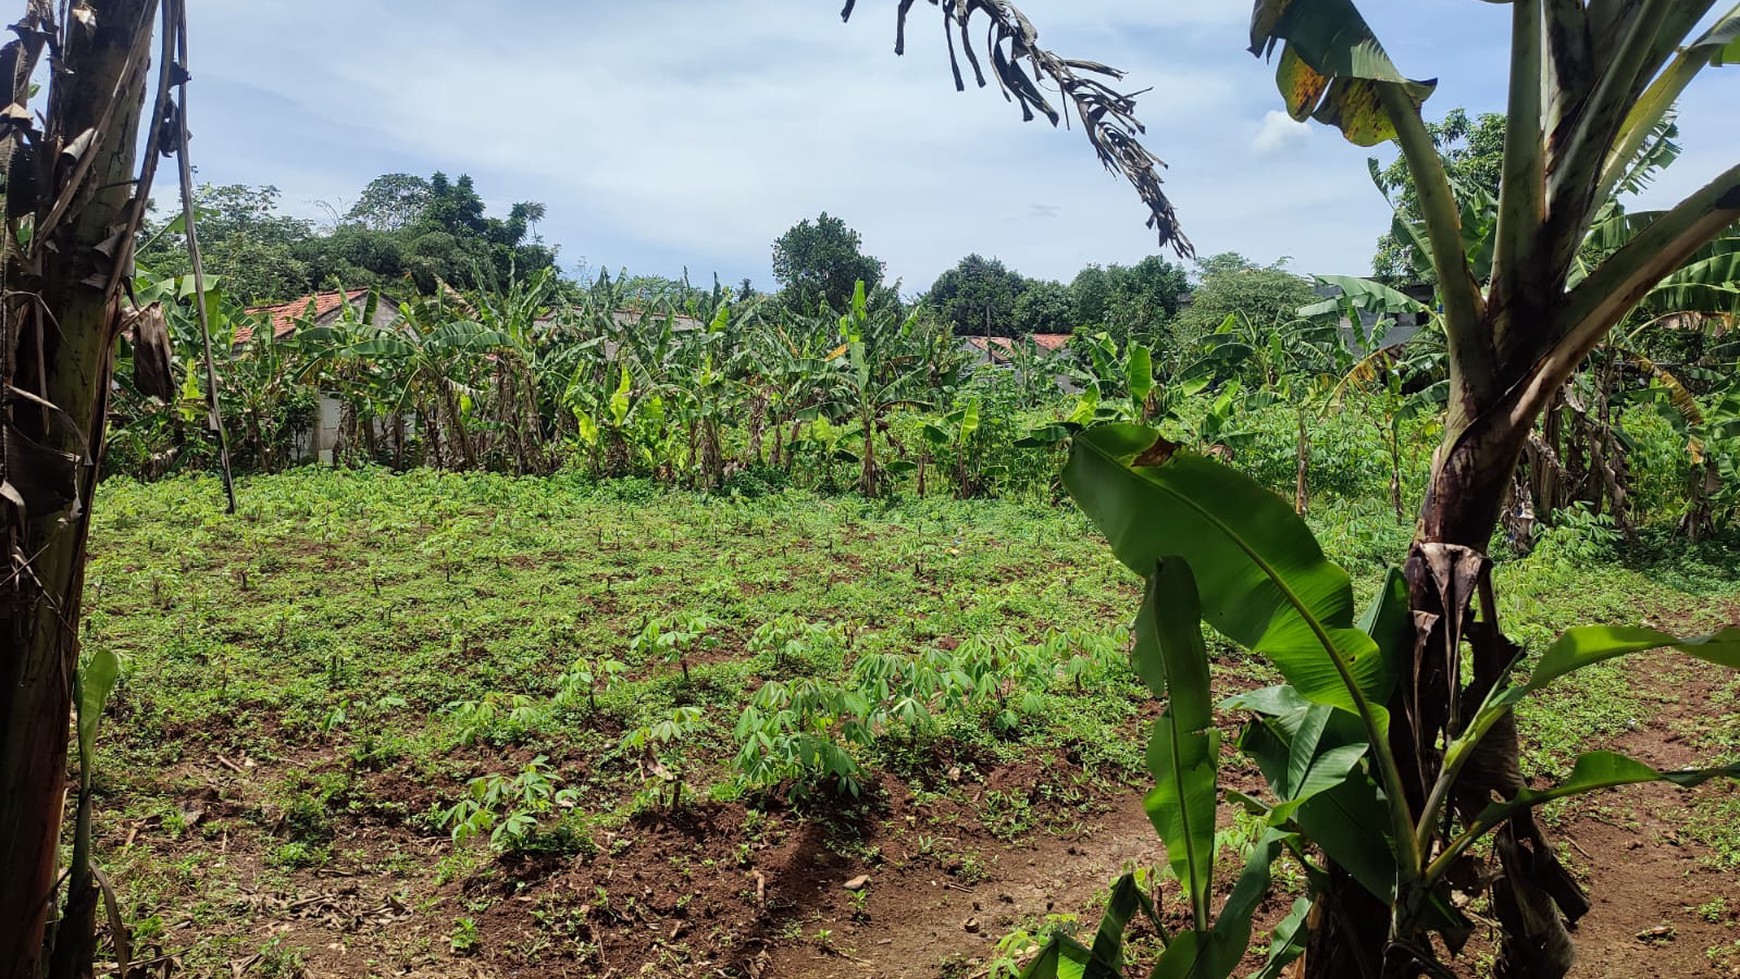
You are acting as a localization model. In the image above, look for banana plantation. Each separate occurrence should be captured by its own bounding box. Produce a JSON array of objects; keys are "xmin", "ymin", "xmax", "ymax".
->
[{"xmin": 111, "ymin": 251, "xmax": 1740, "ymax": 545}]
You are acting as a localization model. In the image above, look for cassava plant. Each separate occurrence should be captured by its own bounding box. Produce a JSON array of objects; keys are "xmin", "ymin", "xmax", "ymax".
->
[
  {"xmin": 437, "ymin": 755, "xmax": 581, "ymax": 853},
  {"xmin": 620, "ymin": 707, "xmax": 709, "ymax": 813},
  {"xmin": 553, "ymin": 653, "xmax": 627, "ymax": 713},
  {"xmin": 630, "ymin": 611, "xmax": 720, "ymax": 684},
  {"xmin": 733, "ymin": 677, "xmax": 875, "ymax": 799}
]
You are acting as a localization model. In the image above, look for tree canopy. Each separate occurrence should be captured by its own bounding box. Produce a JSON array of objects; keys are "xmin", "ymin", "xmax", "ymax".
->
[
  {"xmin": 1170, "ymin": 253, "xmax": 1317, "ymax": 349},
  {"xmin": 1370, "ymin": 109, "xmax": 1506, "ymax": 282},
  {"xmin": 140, "ymin": 172, "xmax": 560, "ymax": 303},
  {"xmin": 770, "ymin": 212, "xmax": 886, "ymax": 314},
  {"xmin": 925, "ymin": 253, "xmax": 1028, "ymax": 337}
]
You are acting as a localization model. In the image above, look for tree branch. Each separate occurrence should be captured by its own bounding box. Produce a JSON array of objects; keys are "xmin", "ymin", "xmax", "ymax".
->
[
  {"xmin": 1376, "ymin": 83, "xmax": 1492, "ymax": 412},
  {"xmin": 841, "ymin": 0, "xmax": 1191, "ymax": 257}
]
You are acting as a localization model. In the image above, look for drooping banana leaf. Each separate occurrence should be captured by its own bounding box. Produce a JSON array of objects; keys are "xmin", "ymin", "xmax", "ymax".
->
[
  {"xmin": 1527, "ymin": 625, "xmax": 1740, "ymax": 691},
  {"xmin": 1470, "ymin": 751, "xmax": 1740, "ymax": 833},
  {"xmin": 1250, "ymin": 0, "xmax": 1436, "ymax": 146}
]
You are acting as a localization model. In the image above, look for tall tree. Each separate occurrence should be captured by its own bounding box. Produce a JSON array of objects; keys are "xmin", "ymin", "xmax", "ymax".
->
[
  {"xmin": 1070, "ymin": 256, "xmax": 1189, "ymax": 346},
  {"xmin": 770, "ymin": 212, "xmax": 885, "ymax": 314},
  {"xmin": 2, "ymin": 1, "xmax": 169, "ymax": 975},
  {"xmin": 1011, "ymin": 278, "xmax": 1075, "ymax": 335},
  {"xmin": 346, "ymin": 172, "xmax": 432, "ymax": 232},
  {"xmin": 1170, "ymin": 252, "xmax": 1317, "ymax": 348},
  {"xmin": 138, "ymin": 184, "xmax": 315, "ymax": 302},
  {"xmin": 925, "ymin": 253, "xmax": 1027, "ymax": 336},
  {"xmin": 145, "ymin": 174, "xmax": 562, "ymax": 301}
]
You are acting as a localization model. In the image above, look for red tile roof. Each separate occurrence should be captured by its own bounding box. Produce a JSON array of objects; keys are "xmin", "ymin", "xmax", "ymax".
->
[
  {"xmin": 964, "ymin": 333, "xmax": 1075, "ymax": 362},
  {"xmin": 236, "ymin": 290, "xmax": 370, "ymax": 345},
  {"xmin": 964, "ymin": 336, "xmax": 1015, "ymax": 354}
]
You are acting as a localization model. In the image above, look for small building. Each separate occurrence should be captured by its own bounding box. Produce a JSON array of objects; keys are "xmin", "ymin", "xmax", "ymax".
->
[
  {"xmin": 960, "ymin": 333, "xmax": 1078, "ymax": 393},
  {"xmin": 242, "ymin": 291, "xmax": 404, "ymax": 464},
  {"xmin": 239, "ymin": 290, "xmax": 397, "ymax": 344},
  {"xmin": 1307, "ymin": 281, "xmax": 1435, "ymax": 353}
]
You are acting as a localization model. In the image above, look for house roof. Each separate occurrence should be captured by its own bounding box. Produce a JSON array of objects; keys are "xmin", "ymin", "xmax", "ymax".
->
[
  {"xmin": 963, "ymin": 333, "xmax": 1074, "ymax": 362},
  {"xmin": 237, "ymin": 290, "xmax": 371, "ymax": 345}
]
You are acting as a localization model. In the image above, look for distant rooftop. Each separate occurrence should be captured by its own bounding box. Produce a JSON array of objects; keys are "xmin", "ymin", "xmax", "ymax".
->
[{"xmin": 239, "ymin": 290, "xmax": 373, "ymax": 344}]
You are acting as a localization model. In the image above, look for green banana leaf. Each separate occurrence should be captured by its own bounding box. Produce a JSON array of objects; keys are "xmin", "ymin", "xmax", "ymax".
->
[
  {"xmin": 1528, "ymin": 626, "xmax": 1740, "ymax": 691},
  {"xmin": 77, "ymin": 647, "xmax": 122, "ymax": 777},
  {"xmin": 1152, "ymin": 830, "xmax": 1293, "ymax": 979},
  {"xmin": 1137, "ymin": 560, "xmax": 1219, "ymax": 928},
  {"xmin": 1254, "ymin": 897, "xmax": 1313, "ymax": 979},
  {"xmin": 1472, "ymin": 751, "xmax": 1740, "ymax": 830},
  {"xmin": 1063, "ymin": 425, "xmax": 1395, "ymax": 721}
]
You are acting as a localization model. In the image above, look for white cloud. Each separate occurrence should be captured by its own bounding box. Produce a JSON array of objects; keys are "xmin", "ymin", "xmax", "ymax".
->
[
  {"xmin": 203, "ymin": 1, "xmax": 1738, "ymax": 287},
  {"xmin": 1252, "ymin": 111, "xmax": 1311, "ymax": 155}
]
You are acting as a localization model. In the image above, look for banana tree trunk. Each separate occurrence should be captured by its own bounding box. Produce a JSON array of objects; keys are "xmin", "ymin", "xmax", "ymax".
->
[
  {"xmin": 0, "ymin": 3, "xmax": 160, "ymax": 976},
  {"xmin": 439, "ymin": 381, "xmax": 473, "ymax": 471},
  {"xmin": 1294, "ymin": 407, "xmax": 1310, "ymax": 516},
  {"xmin": 1305, "ymin": 415, "xmax": 1532, "ymax": 979},
  {"xmin": 1307, "ymin": 377, "xmax": 1588, "ymax": 978},
  {"xmin": 860, "ymin": 417, "xmax": 877, "ymax": 497}
]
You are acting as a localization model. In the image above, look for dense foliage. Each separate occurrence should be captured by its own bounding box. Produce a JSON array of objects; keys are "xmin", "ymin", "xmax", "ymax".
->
[
  {"xmin": 137, "ymin": 173, "xmax": 559, "ymax": 303},
  {"xmin": 114, "ymin": 228, "xmax": 1738, "ymax": 547}
]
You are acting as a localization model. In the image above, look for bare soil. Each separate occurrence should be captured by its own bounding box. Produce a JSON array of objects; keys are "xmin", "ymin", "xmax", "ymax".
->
[
  {"xmin": 110, "ymin": 649, "xmax": 1740, "ymax": 979},
  {"xmin": 1551, "ymin": 650, "xmax": 1740, "ymax": 979}
]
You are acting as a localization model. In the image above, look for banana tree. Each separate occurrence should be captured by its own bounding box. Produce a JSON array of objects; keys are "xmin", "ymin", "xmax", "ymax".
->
[
  {"xmin": 1057, "ymin": 4, "xmax": 1740, "ymax": 977},
  {"xmin": 829, "ymin": 281, "xmax": 933, "ymax": 497},
  {"xmin": 919, "ymin": 397, "xmax": 983, "ymax": 498},
  {"xmin": 561, "ymin": 299, "xmax": 701, "ymax": 480},
  {"xmin": 745, "ymin": 316, "xmax": 842, "ymax": 473},
  {"xmin": 666, "ymin": 305, "xmax": 745, "ymax": 489},
  {"xmin": 1308, "ymin": 283, "xmax": 1447, "ymax": 521},
  {"xmin": 841, "ymin": 2, "xmax": 1740, "ymax": 977},
  {"xmin": 1, "ymin": 2, "xmax": 184, "ymax": 974},
  {"xmin": 1064, "ymin": 332, "xmax": 1160, "ymax": 424},
  {"xmin": 285, "ymin": 292, "xmax": 408, "ymax": 466},
  {"xmin": 1030, "ymin": 438, "xmax": 1740, "ymax": 979},
  {"xmin": 107, "ymin": 271, "xmax": 244, "ymax": 475},
  {"xmin": 465, "ymin": 269, "xmax": 562, "ymax": 474}
]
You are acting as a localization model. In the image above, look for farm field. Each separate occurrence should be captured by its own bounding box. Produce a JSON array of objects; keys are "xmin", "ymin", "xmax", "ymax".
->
[
  {"xmin": 81, "ymin": 470, "xmax": 1740, "ymax": 979},
  {"xmin": 7, "ymin": 1, "xmax": 1740, "ymax": 977}
]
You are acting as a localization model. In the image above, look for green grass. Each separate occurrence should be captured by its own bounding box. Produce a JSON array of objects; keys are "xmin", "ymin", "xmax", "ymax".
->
[{"xmin": 79, "ymin": 467, "xmax": 1740, "ymax": 971}]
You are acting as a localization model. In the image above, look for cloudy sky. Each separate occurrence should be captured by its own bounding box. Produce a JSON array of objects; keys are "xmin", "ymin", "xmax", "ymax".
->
[{"xmin": 194, "ymin": 1, "xmax": 1738, "ymax": 294}]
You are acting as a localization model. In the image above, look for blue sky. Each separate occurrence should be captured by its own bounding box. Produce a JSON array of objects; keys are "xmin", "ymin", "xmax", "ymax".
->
[{"xmin": 194, "ymin": 0, "xmax": 1737, "ymax": 294}]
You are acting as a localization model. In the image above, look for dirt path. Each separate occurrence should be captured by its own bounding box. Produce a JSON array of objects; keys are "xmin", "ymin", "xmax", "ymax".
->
[
  {"xmin": 770, "ymin": 795, "xmax": 1165, "ymax": 978},
  {"xmin": 1556, "ymin": 651, "xmax": 1740, "ymax": 979}
]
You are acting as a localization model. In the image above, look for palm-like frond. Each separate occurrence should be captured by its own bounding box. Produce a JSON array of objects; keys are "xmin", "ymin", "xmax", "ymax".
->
[{"xmin": 841, "ymin": 0, "xmax": 1189, "ymax": 256}]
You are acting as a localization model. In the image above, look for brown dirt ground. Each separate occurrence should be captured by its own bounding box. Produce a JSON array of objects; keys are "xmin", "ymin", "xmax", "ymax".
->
[
  {"xmin": 1549, "ymin": 650, "xmax": 1740, "ymax": 979},
  {"xmin": 103, "ymin": 639, "xmax": 1740, "ymax": 979}
]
